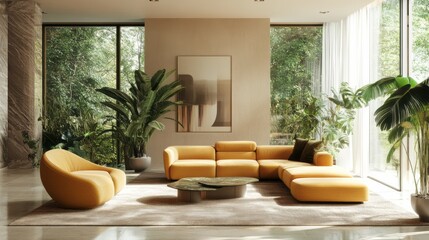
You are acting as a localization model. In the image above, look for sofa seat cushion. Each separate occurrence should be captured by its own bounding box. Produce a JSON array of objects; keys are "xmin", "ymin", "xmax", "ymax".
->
[
  {"xmin": 290, "ymin": 178, "xmax": 368, "ymax": 202},
  {"xmin": 258, "ymin": 160, "xmax": 311, "ymax": 179},
  {"xmin": 277, "ymin": 161, "xmax": 313, "ymax": 179},
  {"xmin": 170, "ymin": 160, "xmax": 216, "ymax": 180},
  {"xmin": 216, "ymin": 160, "xmax": 259, "ymax": 178},
  {"xmin": 70, "ymin": 170, "xmax": 115, "ymax": 207},
  {"xmin": 281, "ymin": 166, "xmax": 352, "ymax": 188}
]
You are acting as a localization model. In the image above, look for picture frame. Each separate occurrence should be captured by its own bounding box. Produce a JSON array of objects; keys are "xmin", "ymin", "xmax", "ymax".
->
[{"xmin": 177, "ymin": 55, "xmax": 232, "ymax": 133}]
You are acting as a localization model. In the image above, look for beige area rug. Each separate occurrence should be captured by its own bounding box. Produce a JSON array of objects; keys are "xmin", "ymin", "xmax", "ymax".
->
[{"xmin": 10, "ymin": 173, "xmax": 425, "ymax": 226}]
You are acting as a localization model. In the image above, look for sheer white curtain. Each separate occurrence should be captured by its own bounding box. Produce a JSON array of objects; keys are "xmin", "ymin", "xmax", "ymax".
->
[{"xmin": 322, "ymin": 0, "xmax": 382, "ymax": 175}]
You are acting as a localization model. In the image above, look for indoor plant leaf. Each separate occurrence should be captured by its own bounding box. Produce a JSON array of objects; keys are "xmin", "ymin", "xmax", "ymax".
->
[
  {"xmin": 148, "ymin": 120, "xmax": 165, "ymax": 131},
  {"xmin": 100, "ymin": 101, "xmax": 129, "ymax": 121},
  {"xmin": 357, "ymin": 76, "xmax": 396, "ymax": 103},
  {"xmin": 374, "ymin": 82, "xmax": 429, "ymax": 131}
]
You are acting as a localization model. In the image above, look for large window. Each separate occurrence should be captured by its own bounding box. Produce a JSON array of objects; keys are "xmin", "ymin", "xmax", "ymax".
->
[
  {"xmin": 368, "ymin": 0, "xmax": 401, "ymax": 189},
  {"xmin": 270, "ymin": 26, "xmax": 323, "ymax": 144},
  {"xmin": 44, "ymin": 25, "xmax": 144, "ymax": 166},
  {"xmin": 120, "ymin": 27, "xmax": 145, "ymax": 92},
  {"xmin": 410, "ymin": 0, "xmax": 429, "ymax": 80}
]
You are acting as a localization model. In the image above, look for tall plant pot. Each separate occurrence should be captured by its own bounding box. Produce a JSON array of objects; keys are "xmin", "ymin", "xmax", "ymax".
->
[
  {"xmin": 411, "ymin": 194, "xmax": 429, "ymax": 222},
  {"xmin": 129, "ymin": 155, "xmax": 151, "ymax": 173}
]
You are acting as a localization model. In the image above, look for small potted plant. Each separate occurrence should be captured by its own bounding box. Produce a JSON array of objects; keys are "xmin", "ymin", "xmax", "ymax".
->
[
  {"xmin": 359, "ymin": 76, "xmax": 429, "ymax": 221},
  {"xmin": 97, "ymin": 69, "xmax": 183, "ymax": 172}
]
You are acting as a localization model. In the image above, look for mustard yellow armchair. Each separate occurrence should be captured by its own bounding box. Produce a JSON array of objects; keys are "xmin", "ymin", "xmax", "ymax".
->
[{"xmin": 40, "ymin": 149, "xmax": 126, "ymax": 209}]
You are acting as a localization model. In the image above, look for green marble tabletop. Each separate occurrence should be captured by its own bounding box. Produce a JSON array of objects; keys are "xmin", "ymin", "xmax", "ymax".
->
[
  {"xmin": 167, "ymin": 177, "xmax": 259, "ymax": 191},
  {"xmin": 198, "ymin": 177, "xmax": 259, "ymax": 187},
  {"xmin": 167, "ymin": 177, "xmax": 217, "ymax": 191}
]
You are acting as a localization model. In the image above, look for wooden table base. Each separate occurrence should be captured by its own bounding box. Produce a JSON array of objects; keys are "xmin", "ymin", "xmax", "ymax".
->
[
  {"xmin": 177, "ymin": 190, "xmax": 206, "ymax": 203},
  {"xmin": 177, "ymin": 185, "xmax": 247, "ymax": 203},
  {"xmin": 205, "ymin": 185, "xmax": 247, "ymax": 199}
]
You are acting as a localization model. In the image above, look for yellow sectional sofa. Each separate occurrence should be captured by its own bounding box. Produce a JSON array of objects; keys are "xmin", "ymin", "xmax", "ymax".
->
[
  {"xmin": 164, "ymin": 141, "xmax": 334, "ymax": 180},
  {"xmin": 163, "ymin": 140, "xmax": 368, "ymax": 203},
  {"xmin": 40, "ymin": 149, "xmax": 126, "ymax": 209}
]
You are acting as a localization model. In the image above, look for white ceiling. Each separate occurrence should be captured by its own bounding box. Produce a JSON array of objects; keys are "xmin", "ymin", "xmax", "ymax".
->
[{"xmin": 36, "ymin": 0, "xmax": 375, "ymax": 24}]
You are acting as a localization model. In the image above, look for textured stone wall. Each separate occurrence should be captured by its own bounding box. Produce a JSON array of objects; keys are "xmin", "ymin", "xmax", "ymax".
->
[
  {"xmin": 7, "ymin": 0, "xmax": 42, "ymax": 168},
  {"xmin": 34, "ymin": 4, "xmax": 42, "ymax": 160},
  {"xmin": 0, "ymin": 2, "xmax": 7, "ymax": 168}
]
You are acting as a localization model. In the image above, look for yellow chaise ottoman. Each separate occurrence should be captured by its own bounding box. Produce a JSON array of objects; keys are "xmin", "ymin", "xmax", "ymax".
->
[
  {"xmin": 280, "ymin": 165, "xmax": 353, "ymax": 188},
  {"xmin": 290, "ymin": 178, "xmax": 369, "ymax": 202}
]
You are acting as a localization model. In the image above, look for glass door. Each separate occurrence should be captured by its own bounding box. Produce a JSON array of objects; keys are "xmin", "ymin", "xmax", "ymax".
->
[{"xmin": 367, "ymin": 0, "xmax": 401, "ymax": 189}]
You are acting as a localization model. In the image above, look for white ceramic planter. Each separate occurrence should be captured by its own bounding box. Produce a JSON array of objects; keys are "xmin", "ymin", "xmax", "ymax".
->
[
  {"xmin": 129, "ymin": 156, "xmax": 151, "ymax": 173},
  {"xmin": 411, "ymin": 194, "xmax": 429, "ymax": 222}
]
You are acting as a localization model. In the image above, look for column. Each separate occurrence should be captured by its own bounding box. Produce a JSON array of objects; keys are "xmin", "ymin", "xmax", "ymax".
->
[
  {"xmin": 0, "ymin": 2, "xmax": 7, "ymax": 168},
  {"xmin": 7, "ymin": 0, "xmax": 42, "ymax": 168}
]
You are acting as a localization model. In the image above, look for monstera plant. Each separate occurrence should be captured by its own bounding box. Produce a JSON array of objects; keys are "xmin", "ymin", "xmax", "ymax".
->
[
  {"xmin": 97, "ymin": 69, "xmax": 183, "ymax": 171},
  {"xmin": 359, "ymin": 76, "xmax": 429, "ymax": 221}
]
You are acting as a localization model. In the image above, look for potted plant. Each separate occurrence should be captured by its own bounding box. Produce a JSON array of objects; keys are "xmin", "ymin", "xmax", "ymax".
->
[
  {"xmin": 319, "ymin": 82, "xmax": 365, "ymax": 159},
  {"xmin": 97, "ymin": 69, "xmax": 183, "ymax": 172},
  {"xmin": 358, "ymin": 76, "xmax": 429, "ymax": 221}
]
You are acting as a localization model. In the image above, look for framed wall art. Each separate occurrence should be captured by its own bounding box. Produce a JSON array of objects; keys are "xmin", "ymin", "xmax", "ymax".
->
[{"xmin": 177, "ymin": 56, "xmax": 232, "ymax": 132}]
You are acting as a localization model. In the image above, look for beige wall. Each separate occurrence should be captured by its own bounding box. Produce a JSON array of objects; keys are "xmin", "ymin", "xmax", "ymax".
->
[{"xmin": 145, "ymin": 19, "xmax": 271, "ymax": 171}]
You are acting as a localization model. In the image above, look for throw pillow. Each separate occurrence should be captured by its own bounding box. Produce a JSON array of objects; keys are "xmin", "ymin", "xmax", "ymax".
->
[
  {"xmin": 289, "ymin": 138, "xmax": 309, "ymax": 160},
  {"xmin": 299, "ymin": 140, "xmax": 323, "ymax": 163}
]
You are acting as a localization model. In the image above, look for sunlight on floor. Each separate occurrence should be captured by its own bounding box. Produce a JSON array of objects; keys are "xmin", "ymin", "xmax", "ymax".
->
[{"xmin": 2, "ymin": 168, "xmax": 429, "ymax": 240}]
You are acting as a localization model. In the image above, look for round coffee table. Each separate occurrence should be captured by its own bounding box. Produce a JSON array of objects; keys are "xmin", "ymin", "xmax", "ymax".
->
[
  {"xmin": 198, "ymin": 177, "xmax": 259, "ymax": 199},
  {"xmin": 167, "ymin": 177, "xmax": 217, "ymax": 203},
  {"xmin": 167, "ymin": 177, "xmax": 258, "ymax": 203}
]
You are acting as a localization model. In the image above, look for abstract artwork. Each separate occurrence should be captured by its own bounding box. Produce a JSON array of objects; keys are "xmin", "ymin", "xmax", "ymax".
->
[{"xmin": 177, "ymin": 56, "xmax": 232, "ymax": 132}]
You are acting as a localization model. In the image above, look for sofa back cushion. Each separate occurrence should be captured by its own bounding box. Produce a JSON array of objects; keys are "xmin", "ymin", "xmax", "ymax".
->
[
  {"xmin": 215, "ymin": 141, "xmax": 257, "ymax": 152},
  {"xmin": 175, "ymin": 146, "xmax": 215, "ymax": 160},
  {"xmin": 299, "ymin": 140, "xmax": 323, "ymax": 163},
  {"xmin": 256, "ymin": 145, "xmax": 293, "ymax": 160},
  {"xmin": 215, "ymin": 141, "xmax": 257, "ymax": 160},
  {"xmin": 216, "ymin": 152, "xmax": 256, "ymax": 160},
  {"xmin": 289, "ymin": 138, "xmax": 309, "ymax": 160}
]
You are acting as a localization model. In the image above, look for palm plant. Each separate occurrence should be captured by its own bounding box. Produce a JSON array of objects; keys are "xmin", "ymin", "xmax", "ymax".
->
[
  {"xmin": 97, "ymin": 69, "xmax": 183, "ymax": 158},
  {"xmin": 358, "ymin": 76, "xmax": 429, "ymax": 197}
]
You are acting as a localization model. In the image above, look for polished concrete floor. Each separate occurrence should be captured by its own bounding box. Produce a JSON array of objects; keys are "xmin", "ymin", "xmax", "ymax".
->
[{"xmin": 1, "ymin": 168, "xmax": 429, "ymax": 240}]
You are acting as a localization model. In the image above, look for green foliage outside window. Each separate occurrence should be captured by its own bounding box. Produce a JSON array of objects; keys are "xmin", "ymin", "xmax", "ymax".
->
[
  {"xmin": 270, "ymin": 27, "xmax": 363, "ymax": 158},
  {"xmin": 270, "ymin": 26, "xmax": 323, "ymax": 143},
  {"xmin": 412, "ymin": 0, "xmax": 429, "ymax": 80},
  {"xmin": 271, "ymin": 85, "xmax": 323, "ymax": 143},
  {"xmin": 44, "ymin": 26, "xmax": 145, "ymax": 166}
]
